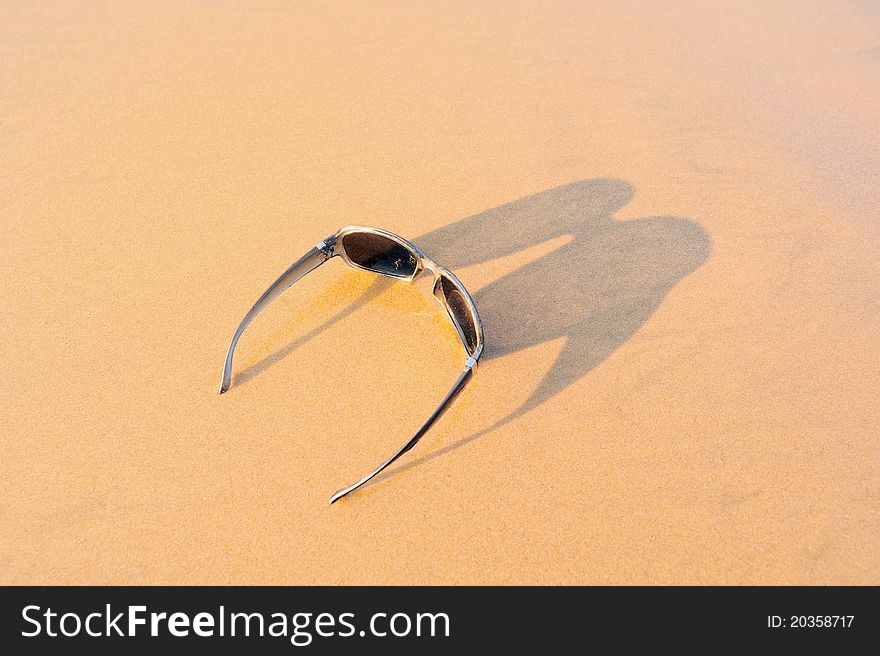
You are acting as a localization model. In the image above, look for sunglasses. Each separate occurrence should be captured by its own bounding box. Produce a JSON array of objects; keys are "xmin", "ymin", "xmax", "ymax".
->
[{"xmin": 220, "ymin": 226, "xmax": 484, "ymax": 504}]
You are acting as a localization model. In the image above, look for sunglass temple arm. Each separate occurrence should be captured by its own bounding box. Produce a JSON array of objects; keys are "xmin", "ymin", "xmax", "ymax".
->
[
  {"xmin": 329, "ymin": 356, "xmax": 477, "ymax": 504},
  {"xmin": 219, "ymin": 238, "xmax": 336, "ymax": 394}
]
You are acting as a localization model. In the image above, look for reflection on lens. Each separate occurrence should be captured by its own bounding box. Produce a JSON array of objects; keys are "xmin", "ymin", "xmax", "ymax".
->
[
  {"xmin": 342, "ymin": 232, "xmax": 419, "ymax": 278},
  {"xmin": 440, "ymin": 274, "xmax": 479, "ymax": 354}
]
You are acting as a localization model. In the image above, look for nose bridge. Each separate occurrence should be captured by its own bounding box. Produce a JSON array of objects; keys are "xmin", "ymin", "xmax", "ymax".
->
[
  {"xmin": 418, "ymin": 255, "xmax": 443, "ymax": 279},
  {"xmin": 415, "ymin": 264, "xmax": 444, "ymax": 298}
]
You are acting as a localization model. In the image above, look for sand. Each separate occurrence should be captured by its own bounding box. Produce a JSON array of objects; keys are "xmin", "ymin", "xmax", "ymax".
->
[{"xmin": 2, "ymin": 1, "xmax": 878, "ymax": 584}]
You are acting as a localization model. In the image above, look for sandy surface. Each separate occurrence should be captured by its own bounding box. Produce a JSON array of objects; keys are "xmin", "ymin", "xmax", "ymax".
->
[{"xmin": 2, "ymin": 1, "xmax": 878, "ymax": 584}]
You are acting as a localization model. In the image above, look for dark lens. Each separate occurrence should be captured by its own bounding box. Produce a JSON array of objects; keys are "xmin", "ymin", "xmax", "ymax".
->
[
  {"xmin": 440, "ymin": 274, "xmax": 479, "ymax": 353},
  {"xmin": 342, "ymin": 232, "xmax": 419, "ymax": 278}
]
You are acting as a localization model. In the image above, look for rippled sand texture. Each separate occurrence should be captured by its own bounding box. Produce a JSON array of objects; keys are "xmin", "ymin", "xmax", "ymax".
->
[{"xmin": 2, "ymin": 1, "xmax": 878, "ymax": 583}]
